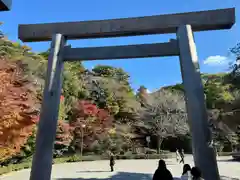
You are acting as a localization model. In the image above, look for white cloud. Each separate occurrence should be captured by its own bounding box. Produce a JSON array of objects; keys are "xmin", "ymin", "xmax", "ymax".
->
[
  {"xmin": 133, "ymin": 88, "xmax": 151, "ymax": 94},
  {"xmin": 146, "ymin": 89, "xmax": 151, "ymax": 93},
  {"xmin": 203, "ymin": 55, "xmax": 229, "ymax": 66}
]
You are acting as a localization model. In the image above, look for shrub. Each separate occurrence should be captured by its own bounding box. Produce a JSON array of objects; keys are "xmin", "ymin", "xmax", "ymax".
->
[
  {"xmin": 115, "ymin": 152, "xmax": 171, "ymax": 160},
  {"xmin": 66, "ymin": 154, "xmax": 82, "ymax": 162},
  {"xmin": 144, "ymin": 148, "xmax": 157, "ymax": 154},
  {"xmin": 0, "ymin": 162, "xmax": 31, "ymax": 175}
]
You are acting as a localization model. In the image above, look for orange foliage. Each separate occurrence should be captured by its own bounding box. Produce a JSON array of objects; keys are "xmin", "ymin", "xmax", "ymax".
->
[{"xmin": 0, "ymin": 59, "xmax": 39, "ymax": 161}]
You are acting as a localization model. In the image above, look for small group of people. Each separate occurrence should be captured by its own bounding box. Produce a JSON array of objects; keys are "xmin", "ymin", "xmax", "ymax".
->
[
  {"xmin": 153, "ymin": 159, "xmax": 204, "ymax": 180},
  {"xmin": 176, "ymin": 148, "xmax": 185, "ymax": 164},
  {"xmin": 109, "ymin": 151, "xmax": 204, "ymax": 179}
]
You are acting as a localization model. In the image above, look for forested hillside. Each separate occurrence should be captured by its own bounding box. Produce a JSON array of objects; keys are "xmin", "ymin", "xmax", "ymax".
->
[{"xmin": 0, "ymin": 33, "xmax": 240, "ymax": 167}]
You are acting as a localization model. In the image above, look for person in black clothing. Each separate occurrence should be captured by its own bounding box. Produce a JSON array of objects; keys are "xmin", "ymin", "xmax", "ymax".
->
[
  {"xmin": 110, "ymin": 155, "xmax": 115, "ymax": 172},
  {"xmin": 191, "ymin": 167, "xmax": 203, "ymax": 180},
  {"xmin": 181, "ymin": 164, "xmax": 192, "ymax": 179},
  {"xmin": 152, "ymin": 159, "xmax": 173, "ymax": 180},
  {"xmin": 182, "ymin": 164, "xmax": 191, "ymax": 175},
  {"xmin": 179, "ymin": 149, "xmax": 185, "ymax": 164}
]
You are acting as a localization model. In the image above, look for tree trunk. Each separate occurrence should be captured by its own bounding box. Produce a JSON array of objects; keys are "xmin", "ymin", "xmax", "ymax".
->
[{"xmin": 157, "ymin": 136, "xmax": 163, "ymax": 154}]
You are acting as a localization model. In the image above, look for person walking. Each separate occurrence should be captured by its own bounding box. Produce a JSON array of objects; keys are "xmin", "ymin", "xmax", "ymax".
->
[
  {"xmin": 152, "ymin": 159, "xmax": 173, "ymax": 180},
  {"xmin": 179, "ymin": 149, "xmax": 185, "ymax": 164},
  {"xmin": 110, "ymin": 155, "xmax": 115, "ymax": 172},
  {"xmin": 181, "ymin": 164, "xmax": 192, "ymax": 180},
  {"xmin": 176, "ymin": 149, "xmax": 180, "ymax": 163}
]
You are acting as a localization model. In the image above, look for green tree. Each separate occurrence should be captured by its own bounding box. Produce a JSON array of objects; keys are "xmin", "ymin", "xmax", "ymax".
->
[
  {"xmin": 88, "ymin": 77, "xmax": 140, "ymax": 120},
  {"xmin": 203, "ymin": 74, "xmax": 234, "ymax": 108},
  {"xmin": 38, "ymin": 48, "xmax": 50, "ymax": 59},
  {"xmin": 92, "ymin": 65, "xmax": 129, "ymax": 82},
  {"xmin": 62, "ymin": 62, "xmax": 88, "ymax": 115},
  {"xmin": 136, "ymin": 86, "xmax": 149, "ymax": 107},
  {"xmin": 230, "ymin": 42, "xmax": 240, "ymax": 59},
  {"xmin": 20, "ymin": 127, "xmax": 37, "ymax": 158}
]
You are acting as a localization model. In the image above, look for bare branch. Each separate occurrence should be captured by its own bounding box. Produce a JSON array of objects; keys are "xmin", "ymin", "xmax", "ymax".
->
[{"xmin": 139, "ymin": 89, "xmax": 189, "ymax": 138}]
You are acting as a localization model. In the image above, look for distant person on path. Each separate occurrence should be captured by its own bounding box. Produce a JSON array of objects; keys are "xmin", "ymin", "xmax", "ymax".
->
[
  {"xmin": 214, "ymin": 146, "xmax": 218, "ymax": 157},
  {"xmin": 179, "ymin": 149, "xmax": 185, "ymax": 164},
  {"xmin": 152, "ymin": 159, "xmax": 173, "ymax": 180},
  {"xmin": 191, "ymin": 167, "xmax": 204, "ymax": 180},
  {"xmin": 181, "ymin": 164, "xmax": 192, "ymax": 180},
  {"xmin": 176, "ymin": 149, "xmax": 180, "ymax": 162},
  {"xmin": 110, "ymin": 155, "xmax": 115, "ymax": 172}
]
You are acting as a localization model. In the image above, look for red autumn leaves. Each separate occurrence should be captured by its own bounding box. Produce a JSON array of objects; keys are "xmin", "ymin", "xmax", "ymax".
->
[
  {"xmin": 60, "ymin": 95, "xmax": 64, "ymax": 102},
  {"xmin": 0, "ymin": 58, "xmax": 112, "ymax": 161},
  {"xmin": 54, "ymin": 98, "xmax": 112, "ymax": 148},
  {"xmin": 75, "ymin": 100, "xmax": 111, "ymax": 121},
  {"xmin": 70, "ymin": 100, "xmax": 113, "ymax": 149}
]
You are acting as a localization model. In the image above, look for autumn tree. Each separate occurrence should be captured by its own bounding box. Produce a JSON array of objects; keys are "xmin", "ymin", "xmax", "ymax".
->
[
  {"xmin": 70, "ymin": 100, "xmax": 113, "ymax": 152},
  {"xmin": 54, "ymin": 120, "xmax": 73, "ymax": 157},
  {"xmin": 0, "ymin": 59, "xmax": 39, "ymax": 162},
  {"xmin": 139, "ymin": 89, "xmax": 189, "ymax": 153}
]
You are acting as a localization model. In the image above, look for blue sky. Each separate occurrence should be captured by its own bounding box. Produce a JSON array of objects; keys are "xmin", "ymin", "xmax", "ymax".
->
[{"xmin": 1, "ymin": 0, "xmax": 239, "ymax": 92}]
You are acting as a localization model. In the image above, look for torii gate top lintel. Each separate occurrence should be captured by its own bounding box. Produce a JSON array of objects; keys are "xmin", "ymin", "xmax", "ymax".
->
[
  {"xmin": 0, "ymin": 0, "xmax": 11, "ymax": 11},
  {"xmin": 18, "ymin": 8, "xmax": 235, "ymax": 42}
]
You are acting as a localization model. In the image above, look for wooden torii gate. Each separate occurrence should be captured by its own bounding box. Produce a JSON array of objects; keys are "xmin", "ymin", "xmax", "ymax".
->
[
  {"xmin": 0, "ymin": 0, "xmax": 11, "ymax": 11},
  {"xmin": 18, "ymin": 8, "xmax": 235, "ymax": 180}
]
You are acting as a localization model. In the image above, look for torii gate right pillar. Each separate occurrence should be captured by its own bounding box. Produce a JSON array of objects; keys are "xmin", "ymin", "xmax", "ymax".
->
[{"xmin": 177, "ymin": 24, "xmax": 220, "ymax": 180}]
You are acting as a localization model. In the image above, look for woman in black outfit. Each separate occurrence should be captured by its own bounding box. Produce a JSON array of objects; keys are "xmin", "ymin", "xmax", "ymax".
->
[
  {"xmin": 152, "ymin": 159, "xmax": 173, "ymax": 180},
  {"xmin": 110, "ymin": 155, "xmax": 115, "ymax": 172}
]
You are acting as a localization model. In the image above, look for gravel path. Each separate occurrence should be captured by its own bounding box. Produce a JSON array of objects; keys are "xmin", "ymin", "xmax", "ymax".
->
[{"xmin": 0, "ymin": 155, "xmax": 239, "ymax": 180}]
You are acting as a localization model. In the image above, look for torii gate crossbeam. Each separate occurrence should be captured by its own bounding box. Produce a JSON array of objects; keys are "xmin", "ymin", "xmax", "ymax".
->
[
  {"xmin": 0, "ymin": 0, "xmax": 11, "ymax": 11},
  {"xmin": 18, "ymin": 8, "xmax": 235, "ymax": 180}
]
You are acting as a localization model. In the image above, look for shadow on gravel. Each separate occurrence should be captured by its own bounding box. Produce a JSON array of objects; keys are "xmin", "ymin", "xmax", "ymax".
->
[
  {"xmin": 55, "ymin": 172, "xmax": 240, "ymax": 180},
  {"xmin": 217, "ymin": 159, "xmax": 240, "ymax": 163},
  {"xmin": 56, "ymin": 171, "xmax": 181, "ymax": 180},
  {"xmin": 76, "ymin": 170, "xmax": 110, "ymax": 173},
  {"xmin": 220, "ymin": 176, "xmax": 240, "ymax": 180},
  {"xmin": 56, "ymin": 172, "xmax": 151, "ymax": 180}
]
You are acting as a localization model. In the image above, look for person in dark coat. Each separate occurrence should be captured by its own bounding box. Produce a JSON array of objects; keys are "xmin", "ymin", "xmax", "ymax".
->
[
  {"xmin": 191, "ymin": 167, "xmax": 204, "ymax": 180},
  {"xmin": 152, "ymin": 159, "xmax": 173, "ymax": 180},
  {"xmin": 181, "ymin": 164, "xmax": 192, "ymax": 180},
  {"xmin": 179, "ymin": 149, "xmax": 185, "ymax": 164},
  {"xmin": 110, "ymin": 155, "xmax": 115, "ymax": 172}
]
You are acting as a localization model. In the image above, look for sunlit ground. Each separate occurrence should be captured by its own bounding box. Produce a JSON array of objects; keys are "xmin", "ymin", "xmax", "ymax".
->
[{"xmin": 1, "ymin": 155, "xmax": 239, "ymax": 180}]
